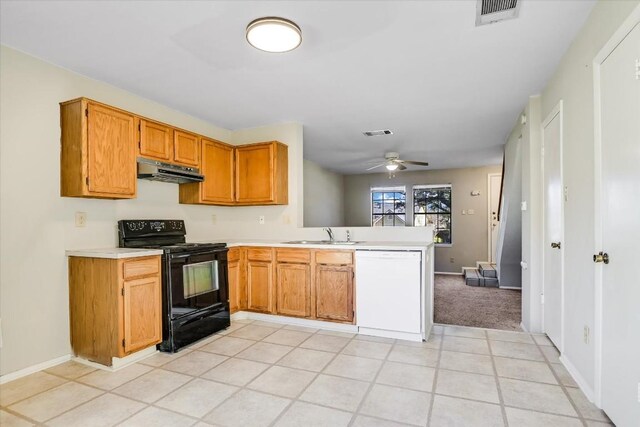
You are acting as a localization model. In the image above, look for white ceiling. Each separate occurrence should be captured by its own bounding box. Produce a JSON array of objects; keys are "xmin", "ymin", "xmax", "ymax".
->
[{"xmin": 0, "ymin": 1, "xmax": 595, "ymax": 174}]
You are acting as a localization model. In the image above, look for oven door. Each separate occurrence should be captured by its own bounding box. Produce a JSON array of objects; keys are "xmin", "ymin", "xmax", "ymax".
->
[{"xmin": 168, "ymin": 250, "xmax": 227, "ymax": 319}]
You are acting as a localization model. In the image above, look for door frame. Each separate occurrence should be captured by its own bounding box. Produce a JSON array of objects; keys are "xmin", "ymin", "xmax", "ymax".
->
[
  {"xmin": 540, "ymin": 100, "xmax": 565, "ymax": 354},
  {"xmin": 487, "ymin": 173, "xmax": 502, "ymax": 263},
  {"xmin": 592, "ymin": 6, "xmax": 640, "ymax": 408}
]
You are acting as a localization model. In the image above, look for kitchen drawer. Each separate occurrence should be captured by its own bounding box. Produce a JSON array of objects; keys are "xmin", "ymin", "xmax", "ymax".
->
[
  {"xmin": 123, "ymin": 256, "xmax": 160, "ymax": 279},
  {"xmin": 247, "ymin": 247, "xmax": 273, "ymax": 262},
  {"xmin": 315, "ymin": 250, "xmax": 353, "ymax": 265},
  {"xmin": 276, "ymin": 248, "xmax": 311, "ymax": 264}
]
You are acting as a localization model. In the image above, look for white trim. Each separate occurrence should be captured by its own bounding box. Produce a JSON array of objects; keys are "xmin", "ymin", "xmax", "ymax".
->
[
  {"xmin": 499, "ymin": 286, "xmax": 522, "ymax": 290},
  {"xmin": 519, "ymin": 322, "xmax": 528, "ymax": 332},
  {"xmin": 592, "ymin": 6, "xmax": 640, "ymax": 408},
  {"xmin": 487, "ymin": 173, "xmax": 502, "ymax": 263},
  {"xmin": 73, "ymin": 346, "xmax": 158, "ymax": 372},
  {"xmin": 232, "ymin": 311, "xmax": 358, "ymax": 333},
  {"xmin": 358, "ymin": 327, "xmax": 421, "ymax": 342},
  {"xmin": 434, "ymin": 271, "xmax": 463, "ymax": 276},
  {"xmin": 561, "ymin": 355, "xmax": 595, "ymax": 402},
  {"xmin": 541, "ymin": 100, "xmax": 565, "ymax": 354},
  {"xmin": 0, "ymin": 354, "xmax": 70, "ymax": 384}
]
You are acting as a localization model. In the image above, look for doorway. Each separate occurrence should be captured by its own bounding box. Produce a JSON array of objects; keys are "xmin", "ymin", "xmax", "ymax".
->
[
  {"xmin": 541, "ymin": 101, "xmax": 564, "ymax": 351},
  {"xmin": 487, "ymin": 173, "xmax": 502, "ymax": 263},
  {"xmin": 593, "ymin": 20, "xmax": 639, "ymax": 426}
]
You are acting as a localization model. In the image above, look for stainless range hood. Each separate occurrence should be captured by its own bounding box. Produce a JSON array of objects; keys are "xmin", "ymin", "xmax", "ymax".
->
[{"xmin": 137, "ymin": 157, "xmax": 204, "ymax": 184}]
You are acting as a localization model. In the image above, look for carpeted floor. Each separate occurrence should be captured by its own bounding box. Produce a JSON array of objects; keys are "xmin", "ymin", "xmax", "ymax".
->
[{"xmin": 434, "ymin": 274, "xmax": 522, "ymax": 331}]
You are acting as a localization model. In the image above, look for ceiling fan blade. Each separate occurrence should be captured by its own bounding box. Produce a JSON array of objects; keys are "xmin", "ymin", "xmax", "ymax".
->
[
  {"xmin": 397, "ymin": 164, "xmax": 407, "ymax": 171},
  {"xmin": 365, "ymin": 163, "xmax": 386, "ymax": 171},
  {"xmin": 398, "ymin": 160, "xmax": 429, "ymax": 166}
]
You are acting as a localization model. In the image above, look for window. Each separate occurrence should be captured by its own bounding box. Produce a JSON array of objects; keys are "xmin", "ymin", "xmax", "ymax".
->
[
  {"xmin": 413, "ymin": 185, "xmax": 452, "ymax": 244},
  {"xmin": 371, "ymin": 186, "xmax": 406, "ymax": 227}
]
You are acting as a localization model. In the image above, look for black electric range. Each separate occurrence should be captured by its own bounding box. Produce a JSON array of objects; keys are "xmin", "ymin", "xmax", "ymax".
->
[{"xmin": 118, "ymin": 220, "xmax": 230, "ymax": 352}]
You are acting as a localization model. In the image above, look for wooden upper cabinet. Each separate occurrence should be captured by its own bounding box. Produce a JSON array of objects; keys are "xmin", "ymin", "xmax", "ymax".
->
[
  {"xmin": 315, "ymin": 265, "xmax": 354, "ymax": 323},
  {"xmin": 236, "ymin": 141, "xmax": 288, "ymax": 205},
  {"xmin": 61, "ymin": 98, "xmax": 137, "ymax": 199},
  {"xmin": 138, "ymin": 119, "xmax": 172, "ymax": 161},
  {"xmin": 202, "ymin": 139, "xmax": 234, "ymax": 203},
  {"xmin": 179, "ymin": 138, "xmax": 235, "ymax": 205},
  {"xmin": 173, "ymin": 130, "xmax": 199, "ymax": 167}
]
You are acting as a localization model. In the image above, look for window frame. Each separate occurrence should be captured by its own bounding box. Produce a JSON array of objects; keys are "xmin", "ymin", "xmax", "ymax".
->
[
  {"xmin": 370, "ymin": 186, "xmax": 407, "ymax": 227},
  {"xmin": 412, "ymin": 184, "xmax": 452, "ymax": 246}
]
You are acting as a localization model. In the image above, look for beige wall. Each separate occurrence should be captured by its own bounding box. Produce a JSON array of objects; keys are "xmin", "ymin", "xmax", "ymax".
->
[
  {"xmin": 343, "ymin": 165, "xmax": 502, "ymax": 272},
  {"xmin": 303, "ymin": 159, "xmax": 345, "ymax": 227}
]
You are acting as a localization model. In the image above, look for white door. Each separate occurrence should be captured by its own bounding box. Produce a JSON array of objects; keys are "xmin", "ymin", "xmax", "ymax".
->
[
  {"xmin": 488, "ymin": 173, "xmax": 502, "ymax": 263},
  {"xmin": 597, "ymin": 23, "xmax": 640, "ymax": 427},
  {"xmin": 542, "ymin": 104, "xmax": 564, "ymax": 350}
]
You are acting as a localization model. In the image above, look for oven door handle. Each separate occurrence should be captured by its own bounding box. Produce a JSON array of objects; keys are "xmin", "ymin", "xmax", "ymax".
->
[{"xmin": 169, "ymin": 253, "xmax": 191, "ymax": 260}]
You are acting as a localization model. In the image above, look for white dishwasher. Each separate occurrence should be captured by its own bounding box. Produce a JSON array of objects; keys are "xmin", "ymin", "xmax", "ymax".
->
[{"xmin": 355, "ymin": 250, "xmax": 423, "ymax": 341}]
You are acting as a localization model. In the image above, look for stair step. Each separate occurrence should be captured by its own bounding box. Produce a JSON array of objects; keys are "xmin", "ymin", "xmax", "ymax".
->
[
  {"xmin": 478, "ymin": 263, "xmax": 497, "ymax": 278},
  {"xmin": 464, "ymin": 269, "xmax": 482, "ymax": 287}
]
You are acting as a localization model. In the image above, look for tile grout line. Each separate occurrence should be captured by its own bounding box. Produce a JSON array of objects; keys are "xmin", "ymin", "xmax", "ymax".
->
[
  {"xmin": 487, "ymin": 328, "xmax": 511, "ymax": 427},
  {"xmin": 426, "ymin": 326, "xmax": 444, "ymax": 427}
]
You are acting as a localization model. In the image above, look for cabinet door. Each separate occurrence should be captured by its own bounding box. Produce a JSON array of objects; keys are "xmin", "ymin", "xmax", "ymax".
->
[
  {"xmin": 228, "ymin": 248, "xmax": 247, "ymax": 313},
  {"xmin": 139, "ymin": 119, "xmax": 171, "ymax": 161},
  {"xmin": 173, "ymin": 130, "xmax": 199, "ymax": 166},
  {"xmin": 122, "ymin": 275, "xmax": 161, "ymax": 354},
  {"xmin": 315, "ymin": 265, "xmax": 354, "ymax": 322},
  {"xmin": 86, "ymin": 102, "xmax": 136, "ymax": 196},
  {"xmin": 201, "ymin": 139, "xmax": 235, "ymax": 203},
  {"xmin": 276, "ymin": 263, "xmax": 310, "ymax": 317},
  {"xmin": 247, "ymin": 260, "xmax": 273, "ymax": 313},
  {"xmin": 236, "ymin": 143, "xmax": 274, "ymax": 203}
]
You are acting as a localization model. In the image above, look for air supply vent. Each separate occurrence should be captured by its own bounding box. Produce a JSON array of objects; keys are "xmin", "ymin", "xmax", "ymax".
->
[
  {"xmin": 476, "ymin": 0, "xmax": 520, "ymax": 26},
  {"xmin": 363, "ymin": 129, "xmax": 393, "ymax": 137}
]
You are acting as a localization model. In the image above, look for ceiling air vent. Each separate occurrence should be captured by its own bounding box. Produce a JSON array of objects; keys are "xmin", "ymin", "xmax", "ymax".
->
[
  {"xmin": 363, "ymin": 129, "xmax": 393, "ymax": 137},
  {"xmin": 476, "ymin": 0, "xmax": 520, "ymax": 26}
]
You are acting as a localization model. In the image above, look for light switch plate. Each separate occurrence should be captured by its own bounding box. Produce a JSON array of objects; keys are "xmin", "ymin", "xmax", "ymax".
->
[
  {"xmin": 467, "ymin": 209, "xmax": 475, "ymax": 215},
  {"xmin": 521, "ymin": 201, "xmax": 527, "ymax": 211}
]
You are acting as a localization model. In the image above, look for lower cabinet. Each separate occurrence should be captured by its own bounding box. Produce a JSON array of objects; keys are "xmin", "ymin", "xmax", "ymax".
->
[
  {"xmin": 68, "ymin": 255, "xmax": 162, "ymax": 366},
  {"xmin": 228, "ymin": 246, "xmax": 354, "ymax": 324},
  {"xmin": 315, "ymin": 265, "xmax": 354, "ymax": 322},
  {"xmin": 246, "ymin": 248, "xmax": 275, "ymax": 313}
]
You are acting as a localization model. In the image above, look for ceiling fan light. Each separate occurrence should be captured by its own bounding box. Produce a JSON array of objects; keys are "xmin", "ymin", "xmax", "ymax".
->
[
  {"xmin": 246, "ymin": 17, "xmax": 302, "ymax": 53},
  {"xmin": 385, "ymin": 163, "xmax": 399, "ymax": 171}
]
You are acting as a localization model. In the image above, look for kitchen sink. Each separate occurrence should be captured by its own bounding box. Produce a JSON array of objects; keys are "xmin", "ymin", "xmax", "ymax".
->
[{"xmin": 283, "ymin": 240, "xmax": 360, "ymax": 245}]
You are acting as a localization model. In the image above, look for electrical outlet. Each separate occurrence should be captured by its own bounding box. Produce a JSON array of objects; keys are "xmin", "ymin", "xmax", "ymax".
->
[
  {"xmin": 521, "ymin": 201, "xmax": 527, "ymax": 211},
  {"xmin": 258, "ymin": 216, "xmax": 265, "ymax": 225},
  {"xmin": 583, "ymin": 326, "xmax": 590, "ymax": 344},
  {"xmin": 467, "ymin": 209, "xmax": 475, "ymax": 215},
  {"xmin": 211, "ymin": 214, "xmax": 217, "ymax": 224},
  {"xmin": 450, "ymin": 257, "xmax": 455, "ymax": 263},
  {"xmin": 75, "ymin": 212, "xmax": 87, "ymax": 227}
]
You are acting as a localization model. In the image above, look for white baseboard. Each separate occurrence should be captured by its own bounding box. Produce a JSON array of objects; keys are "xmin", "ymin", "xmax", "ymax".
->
[
  {"xmin": 0, "ymin": 354, "xmax": 71, "ymax": 384},
  {"xmin": 499, "ymin": 286, "xmax": 522, "ymax": 290},
  {"xmin": 358, "ymin": 327, "xmax": 422, "ymax": 342},
  {"xmin": 560, "ymin": 355, "xmax": 595, "ymax": 402},
  {"xmin": 73, "ymin": 346, "xmax": 157, "ymax": 372},
  {"xmin": 232, "ymin": 311, "xmax": 358, "ymax": 333},
  {"xmin": 435, "ymin": 271, "xmax": 463, "ymax": 276},
  {"xmin": 519, "ymin": 322, "xmax": 528, "ymax": 332}
]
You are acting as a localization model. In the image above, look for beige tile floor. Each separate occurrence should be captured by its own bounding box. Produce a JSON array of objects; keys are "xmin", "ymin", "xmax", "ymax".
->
[{"xmin": 0, "ymin": 321, "xmax": 613, "ymax": 427}]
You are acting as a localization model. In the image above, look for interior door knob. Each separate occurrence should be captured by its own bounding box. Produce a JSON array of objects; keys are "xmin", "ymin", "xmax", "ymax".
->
[
  {"xmin": 593, "ymin": 252, "xmax": 609, "ymax": 264},
  {"xmin": 551, "ymin": 242, "xmax": 561, "ymax": 249}
]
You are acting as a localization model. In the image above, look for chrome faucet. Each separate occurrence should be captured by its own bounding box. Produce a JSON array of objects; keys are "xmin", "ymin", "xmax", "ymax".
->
[
  {"xmin": 323, "ymin": 227, "xmax": 335, "ymax": 242},
  {"xmin": 346, "ymin": 230, "xmax": 351, "ymax": 242}
]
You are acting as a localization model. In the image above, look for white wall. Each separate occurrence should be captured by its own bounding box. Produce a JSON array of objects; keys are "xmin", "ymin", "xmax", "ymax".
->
[
  {"xmin": 303, "ymin": 160, "xmax": 345, "ymax": 227},
  {"xmin": 513, "ymin": 0, "xmax": 639, "ymax": 394}
]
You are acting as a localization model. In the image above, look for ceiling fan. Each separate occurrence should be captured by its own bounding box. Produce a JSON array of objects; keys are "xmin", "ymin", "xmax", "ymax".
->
[{"xmin": 366, "ymin": 152, "xmax": 429, "ymax": 172}]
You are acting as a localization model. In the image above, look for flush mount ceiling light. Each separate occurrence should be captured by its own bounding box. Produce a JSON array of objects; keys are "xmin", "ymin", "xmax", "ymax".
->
[
  {"xmin": 385, "ymin": 163, "xmax": 399, "ymax": 171},
  {"xmin": 246, "ymin": 17, "xmax": 302, "ymax": 53}
]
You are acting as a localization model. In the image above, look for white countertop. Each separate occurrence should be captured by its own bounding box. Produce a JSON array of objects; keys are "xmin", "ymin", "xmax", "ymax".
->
[
  {"xmin": 65, "ymin": 248, "xmax": 164, "ymax": 259},
  {"xmin": 221, "ymin": 239, "xmax": 432, "ymax": 251}
]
